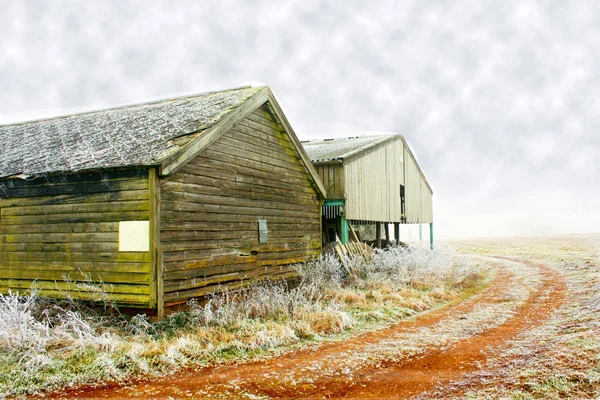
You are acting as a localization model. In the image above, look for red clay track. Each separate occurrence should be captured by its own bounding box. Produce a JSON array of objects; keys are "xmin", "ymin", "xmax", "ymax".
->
[{"xmin": 51, "ymin": 257, "xmax": 566, "ymax": 399}]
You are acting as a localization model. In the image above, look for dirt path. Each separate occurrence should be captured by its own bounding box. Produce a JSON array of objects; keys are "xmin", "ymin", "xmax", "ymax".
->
[{"xmin": 54, "ymin": 256, "xmax": 566, "ymax": 399}]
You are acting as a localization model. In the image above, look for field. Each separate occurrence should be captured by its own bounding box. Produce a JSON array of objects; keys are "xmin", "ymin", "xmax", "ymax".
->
[{"xmin": 3, "ymin": 234, "xmax": 599, "ymax": 399}]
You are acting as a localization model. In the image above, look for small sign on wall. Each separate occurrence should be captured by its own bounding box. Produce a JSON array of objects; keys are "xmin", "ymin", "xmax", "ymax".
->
[
  {"xmin": 258, "ymin": 219, "xmax": 268, "ymax": 243},
  {"xmin": 119, "ymin": 221, "xmax": 150, "ymax": 252}
]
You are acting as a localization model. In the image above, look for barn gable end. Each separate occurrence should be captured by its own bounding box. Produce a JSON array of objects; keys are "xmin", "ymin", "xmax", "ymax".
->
[{"xmin": 158, "ymin": 102, "xmax": 322, "ymax": 306}]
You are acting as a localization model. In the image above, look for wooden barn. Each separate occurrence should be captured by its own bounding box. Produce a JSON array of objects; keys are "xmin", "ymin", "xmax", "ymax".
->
[
  {"xmin": 301, "ymin": 134, "xmax": 433, "ymax": 248},
  {"xmin": 0, "ymin": 86, "xmax": 326, "ymax": 317}
]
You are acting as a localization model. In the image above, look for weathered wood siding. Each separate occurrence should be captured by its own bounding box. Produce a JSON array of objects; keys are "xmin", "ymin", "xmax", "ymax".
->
[
  {"xmin": 314, "ymin": 163, "xmax": 345, "ymax": 199},
  {"xmin": 159, "ymin": 104, "xmax": 322, "ymax": 304},
  {"xmin": 0, "ymin": 170, "xmax": 153, "ymax": 306},
  {"xmin": 403, "ymin": 145, "xmax": 433, "ymax": 223},
  {"xmin": 344, "ymin": 138, "xmax": 405, "ymax": 222}
]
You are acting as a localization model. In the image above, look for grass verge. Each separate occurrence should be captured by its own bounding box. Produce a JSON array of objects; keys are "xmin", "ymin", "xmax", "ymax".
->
[{"xmin": 0, "ymin": 244, "xmax": 484, "ymax": 397}]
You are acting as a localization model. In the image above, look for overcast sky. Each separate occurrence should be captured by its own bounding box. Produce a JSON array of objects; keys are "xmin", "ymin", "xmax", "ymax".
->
[{"xmin": 1, "ymin": 0, "xmax": 598, "ymax": 239}]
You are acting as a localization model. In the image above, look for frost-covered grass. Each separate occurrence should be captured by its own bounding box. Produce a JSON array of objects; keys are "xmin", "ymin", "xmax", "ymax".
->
[
  {"xmin": 0, "ymin": 244, "xmax": 482, "ymax": 397},
  {"xmin": 442, "ymin": 235, "xmax": 600, "ymax": 399}
]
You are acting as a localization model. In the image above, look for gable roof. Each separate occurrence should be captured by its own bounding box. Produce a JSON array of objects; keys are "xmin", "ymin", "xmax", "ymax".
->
[
  {"xmin": 0, "ymin": 86, "xmax": 261, "ymax": 179},
  {"xmin": 301, "ymin": 134, "xmax": 396, "ymax": 163},
  {"xmin": 0, "ymin": 86, "xmax": 326, "ymax": 197},
  {"xmin": 302, "ymin": 133, "xmax": 432, "ymax": 194}
]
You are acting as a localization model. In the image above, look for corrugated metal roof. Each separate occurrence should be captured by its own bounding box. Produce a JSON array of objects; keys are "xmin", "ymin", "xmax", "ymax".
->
[
  {"xmin": 0, "ymin": 86, "xmax": 263, "ymax": 178},
  {"xmin": 301, "ymin": 134, "xmax": 398, "ymax": 162}
]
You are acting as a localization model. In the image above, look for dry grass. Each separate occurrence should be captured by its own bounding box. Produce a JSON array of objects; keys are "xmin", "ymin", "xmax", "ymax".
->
[{"xmin": 0, "ymin": 245, "xmax": 483, "ymax": 397}]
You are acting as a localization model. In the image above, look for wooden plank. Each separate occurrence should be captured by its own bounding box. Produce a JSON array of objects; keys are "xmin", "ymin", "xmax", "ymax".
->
[
  {"xmin": 160, "ymin": 230, "xmax": 315, "ymax": 242},
  {"xmin": 2, "ymin": 199, "xmax": 148, "ymax": 216},
  {"xmin": 162, "ymin": 190, "xmax": 317, "ymax": 213},
  {"xmin": 162, "ymin": 187, "xmax": 317, "ymax": 210},
  {"xmin": 229, "ymin": 123, "xmax": 295, "ymax": 152},
  {"xmin": 0, "ymin": 259, "xmax": 149, "ymax": 272},
  {"xmin": 1, "ymin": 242, "xmax": 119, "ymax": 252},
  {"xmin": 0, "ymin": 189, "xmax": 149, "ymax": 208},
  {"xmin": 4, "ymin": 279, "xmax": 150, "ymax": 295},
  {"xmin": 236, "ymin": 119, "xmax": 294, "ymax": 149},
  {"xmin": 165, "ymin": 261, "xmax": 257, "ymax": 281},
  {"xmin": 160, "ymin": 210, "xmax": 319, "ymax": 225},
  {"xmin": 0, "ymin": 251, "xmax": 149, "ymax": 263},
  {"xmin": 161, "ymin": 201, "xmax": 318, "ymax": 220},
  {"xmin": 0, "ymin": 178, "xmax": 149, "ymax": 198},
  {"xmin": 197, "ymin": 148, "xmax": 313, "ymax": 183},
  {"xmin": 0, "ymin": 169, "xmax": 149, "ymax": 190},
  {"xmin": 163, "ymin": 248, "xmax": 320, "ymax": 266},
  {"xmin": 0, "ymin": 268, "xmax": 149, "ymax": 284},
  {"xmin": 1, "ymin": 210, "xmax": 149, "ymax": 225},
  {"xmin": 1, "ymin": 232, "xmax": 117, "ymax": 244},
  {"xmin": 183, "ymin": 156, "xmax": 317, "ymax": 197},
  {"xmin": 163, "ymin": 269, "xmax": 299, "ymax": 302},
  {"xmin": 0, "ymin": 284, "xmax": 150, "ymax": 306},
  {"xmin": 208, "ymin": 141, "xmax": 308, "ymax": 175},
  {"xmin": 163, "ymin": 272, "xmax": 241, "ymax": 292},
  {"xmin": 161, "ymin": 238, "xmax": 321, "ymax": 252},
  {"xmin": 161, "ymin": 175, "xmax": 317, "ymax": 201},
  {"xmin": 217, "ymin": 135, "xmax": 302, "ymax": 168},
  {"xmin": 160, "ymin": 220, "xmax": 320, "ymax": 232},
  {"xmin": 149, "ymin": 167, "xmax": 162, "ymax": 314},
  {"xmin": 180, "ymin": 156, "xmax": 314, "ymax": 192},
  {"xmin": 0, "ymin": 222, "xmax": 119, "ymax": 235},
  {"xmin": 348, "ymin": 224, "xmax": 360, "ymax": 242}
]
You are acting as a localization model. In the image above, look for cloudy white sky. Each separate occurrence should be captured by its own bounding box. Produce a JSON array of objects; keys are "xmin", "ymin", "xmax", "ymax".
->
[{"xmin": 1, "ymin": 0, "xmax": 598, "ymax": 238}]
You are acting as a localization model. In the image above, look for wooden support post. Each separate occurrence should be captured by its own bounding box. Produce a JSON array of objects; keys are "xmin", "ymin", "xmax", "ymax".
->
[
  {"xmin": 376, "ymin": 222, "xmax": 382, "ymax": 249},
  {"xmin": 430, "ymin": 223, "xmax": 434, "ymax": 250},
  {"xmin": 419, "ymin": 224, "xmax": 423, "ymax": 246},
  {"xmin": 385, "ymin": 223, "xmax": 390, "ymax": 242},
  {"xmin": 149, "ymin": 167, "xmax": 164, "ymax": 321},
  {"xmin": 394, "ymin": 223, "xmax": 400, "ymax": 244}
]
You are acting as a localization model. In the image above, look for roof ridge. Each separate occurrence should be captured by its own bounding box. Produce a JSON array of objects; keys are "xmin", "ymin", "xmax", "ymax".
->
[
  {"xmin": 0, "ymin": 85, "xmax": 262, "ymax": 128},
  {"xmin": 302, "ymin": 132, "xmax": 395, "ymax": 143}
]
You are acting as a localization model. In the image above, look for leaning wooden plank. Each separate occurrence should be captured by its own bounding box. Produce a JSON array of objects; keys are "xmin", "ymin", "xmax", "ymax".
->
[
  {"xmin": 348, "ymin": 224, "xmax": 360, "ymax": 242},
  {"xmin": 333, "ymin": 244, "xmax": 351, "ymax": 277}
]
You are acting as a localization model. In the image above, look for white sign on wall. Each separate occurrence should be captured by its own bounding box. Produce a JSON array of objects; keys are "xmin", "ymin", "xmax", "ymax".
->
[{"xmin": 118, "ymin": 221, "xmax": 150, "ymax": 252}]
